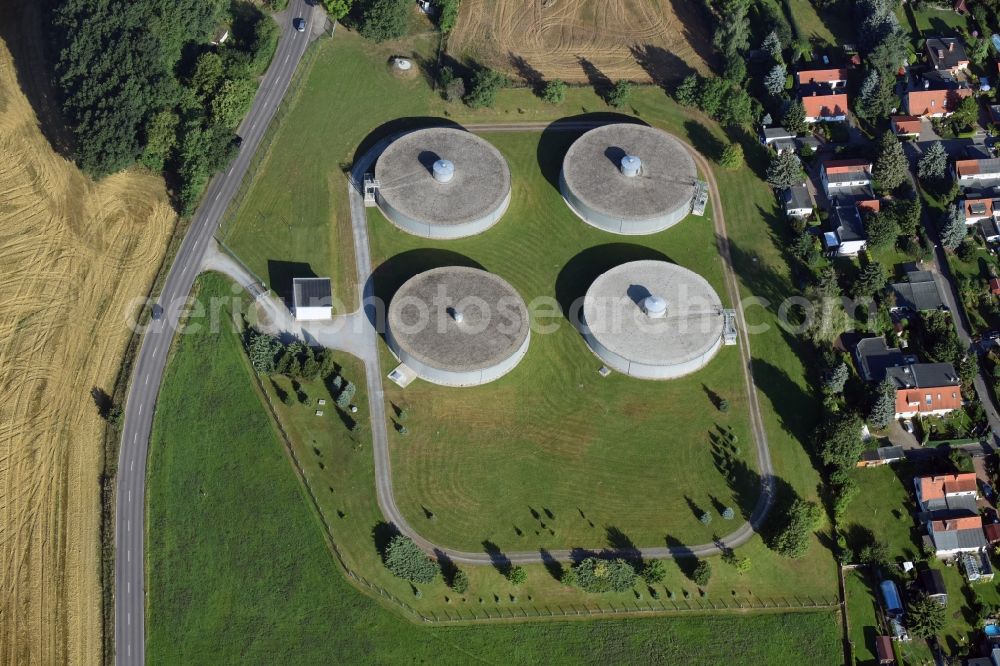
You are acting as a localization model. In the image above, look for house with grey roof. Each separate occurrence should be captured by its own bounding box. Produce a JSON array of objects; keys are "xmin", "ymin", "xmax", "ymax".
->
[
  {"xmin": 782, "ymin": 183, "xmax": 814, "ymax": 218},
  {"xmin": 928, "ymin": 516, "xmax": 987, "ymax": 558},
  {"xmin": 889, "ymin": 270, "xmax": 946, "ymax": 312},
  {"xmin": 926, "ymin": 36, "xmax": 970, "ymax": 74},
  {"xmin": 292, "ymin": 277, "xmax": 333, "ymax": 321},
  {"xmin": 852, "ymin": 336, "xmax": 910, "ymax": 382},
  {"xmin": 822, "ymin": 204, "xmax": 867, "ymax": 256}
]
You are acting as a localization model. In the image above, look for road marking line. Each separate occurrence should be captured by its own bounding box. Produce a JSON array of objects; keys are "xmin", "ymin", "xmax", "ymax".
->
[
  {"xmin": 144, "ymin": 373, "xmax": 149, "ymax": 385},
  {"xmin": 128, "ymin": 490, "xmax": 132, "ymax": 502},
  {"xmin": 128, "ymin": 612, "xmax": 131, "ymax": 625},
  {"xmin": 128, "ymin": 549, "xmax": 131, "ymax": 562},
  {"xmin": 131, "ymin": 460, "xmax": 134, "ymax": 471},
  {"xmin": 128, "ymin": 644, "xmax": 131, "ymax": 657},
  {"xmin": 133, "ymin": 432, "xmax": 137, "ymax": 444},
  {"xmin": 128, "ymin": 520, "xmax": 131, "ymax": 532},
  {"xmin": 285, "ymin": 53, "xmax": 290, "ymax": 65},
  {"xmin": 138, "ymin": 404, "xmax": 143, "ymax": 416},
  {"xmin": 128, "ymin": 581, "xmax": 130, "ymax": 593}
]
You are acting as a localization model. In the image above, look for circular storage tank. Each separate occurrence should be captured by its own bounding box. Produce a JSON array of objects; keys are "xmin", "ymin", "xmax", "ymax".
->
[
  {"xmin": 386, "ymin": 266, "xmax": 530, "ymax": 386},
  {"xmin": 581, "ymin": 260, "xmax": 724, "ymax": 379},
  {"xmin": 375, "ymin": 128, "xmax": 512, "ymax": 239},
  {"xmin": 559, "ymin": 124, "xmax": 697, "ymax": 235}
]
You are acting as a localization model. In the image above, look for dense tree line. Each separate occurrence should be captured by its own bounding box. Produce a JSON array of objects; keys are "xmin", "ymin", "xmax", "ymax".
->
[{"xmin": 49, "ymin": 0, "xmax": 278, "ymax": 213}]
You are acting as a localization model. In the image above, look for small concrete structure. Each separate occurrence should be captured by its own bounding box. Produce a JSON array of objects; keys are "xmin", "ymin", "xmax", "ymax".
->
[
  {"xmin": 292, "ymin": 277, "xmax": 333, "ymax": 321},
  {"xmin": 385, "ymin": 267, "xmax": 530, "ymax": 386},
  {"xmin": 559, "ymin": 124, "xmax": 697, "ymax": 235},
  {"xmin": 374, "ymin": 128, "xmax": 511, "ymax": 239},
  {"xmin": 580, "ymin": 260, "xmax": 725, "ymax": 379}
]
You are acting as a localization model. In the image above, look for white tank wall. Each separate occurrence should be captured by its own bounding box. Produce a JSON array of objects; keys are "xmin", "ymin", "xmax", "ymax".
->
[
  {"xmin": 559, "ymin": 169, "xmax": 692, "ymax": 235},
  {"xmin": 581, "ymin": 329, "xmax": 723, "ymax": 380},
  {"xmin": 376, "ymin": 188, "xmax": 511, "ymax": 240},
  {"xmin": 385, "ymin": 327, "xmax": 530, "ymax": 387}
]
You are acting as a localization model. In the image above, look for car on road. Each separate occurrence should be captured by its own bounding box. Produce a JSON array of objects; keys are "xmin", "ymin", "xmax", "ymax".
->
[
  {"xmin": 983, "ymin": 481, "xmax": 995, "ymax": 501},
  {"xmin": 293, "ymin": 17, "xmax": 306, "ymax": 32},
  {"xmin": 903, "ymin": 419, "xmax": 914, "ymax": 434}
]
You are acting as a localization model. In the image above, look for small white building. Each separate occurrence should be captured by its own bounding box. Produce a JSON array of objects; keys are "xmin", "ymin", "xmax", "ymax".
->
[{"xmin": 292, "ymin": 277, "xmax": 333, "ymax": 321}]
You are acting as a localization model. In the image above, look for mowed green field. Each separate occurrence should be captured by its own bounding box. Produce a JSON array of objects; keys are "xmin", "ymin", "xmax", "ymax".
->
[
  {"xmin": 146, "ymin": 273, "xmax": 843, "ymax": 665},
  {"xmin": 370, "ymin": 130, "xmax": 756, "ymax": 550},
  {"xmin": 220, "ymin": 26, "xmax": 836, "ymax": 578}
]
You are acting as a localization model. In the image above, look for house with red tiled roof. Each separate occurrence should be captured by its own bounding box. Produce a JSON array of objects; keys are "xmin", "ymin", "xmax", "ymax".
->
[
  {"xmin": 928, "ymin": 515, "xmax": 987, "ymax": 558},
  {"xmin": 961, "ymin": 196, "xmax": 997, "ymax": 223},
  {"xmin": 891, "ymin": 115, "xmax": 922, "ymax": 137},
  {"xmin": 914, "ymin": 472, "xmax": 978, "ymax": 511},
  {"xmin": 905, "ymin": 87, "xmax": 972, "ymax": 117},
  {"xmin": 953, "ymin": 158, "xmax": 1000, "ymax": 187},
  {"xmin": 888, "ymin": 363, "xmax": 962, "ymax": 418},
  {"xmin": 796, "ymin": 67, "xmax": 848, "ymax": 88},
  {"xmin": 801, "ymin": 92, "xmax": 849, "ymax": 123},
  {"xmin": 820, "ymin": 158, "xmax": 872, "ymax": 197},
  {"xmin": 857, "ymin": 198, "xmax": 881, "ymax": 214}
]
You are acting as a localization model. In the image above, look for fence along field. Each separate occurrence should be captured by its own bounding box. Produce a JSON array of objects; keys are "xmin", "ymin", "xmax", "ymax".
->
[
  {"xmin": 448, "ymin": 0, "xmax": 713, "ymax": 84},
  {"xmin": 0, "ymin": 35, "xmax": 175, "ymax": 664}
]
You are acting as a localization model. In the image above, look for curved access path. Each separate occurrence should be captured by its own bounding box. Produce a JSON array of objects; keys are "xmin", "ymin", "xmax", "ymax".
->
[
  {"xmin": 343, "ymin": 119, "xmax": 776, "ymax": 565},
  {"xmin": 114, "ymin": 3, "xmax": 322, "ymax": 664}
]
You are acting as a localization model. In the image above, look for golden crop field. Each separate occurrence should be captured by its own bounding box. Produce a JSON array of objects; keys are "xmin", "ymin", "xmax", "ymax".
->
[
  {"xmin": 448, "ymin": 0, "xmax": 712, "ymax": 84},
  {"xmin": 0, "ymin": 21, "xmax": 174, "ymax": 664}
]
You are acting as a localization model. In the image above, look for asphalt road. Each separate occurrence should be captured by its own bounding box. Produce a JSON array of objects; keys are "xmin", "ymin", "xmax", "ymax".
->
[
  {"xmin": 346, "ymin": 121, "xmax": 776, "ymax": 565},
  {"xmin": 114, "ymin": 3, "xmax": 318, "ymax": 663}
]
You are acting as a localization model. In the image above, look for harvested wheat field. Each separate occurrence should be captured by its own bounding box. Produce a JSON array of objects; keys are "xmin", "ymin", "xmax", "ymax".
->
[
  {"xmin": 448, "ymin": 0, "xmax": 713, "ymax": 84},
  {"xmin": 0, "ymin": 31, "xmax": 174, "ymax": 665}
]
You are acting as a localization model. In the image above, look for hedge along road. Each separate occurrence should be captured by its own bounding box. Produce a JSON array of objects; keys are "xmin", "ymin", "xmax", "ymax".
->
[
  {"xmin": 114, "ymin": 2, "xmax": 322, "ymax": 664},
  {"xmin": 341, "ymin": 119, "xmax": 777, "ymax": 566}
]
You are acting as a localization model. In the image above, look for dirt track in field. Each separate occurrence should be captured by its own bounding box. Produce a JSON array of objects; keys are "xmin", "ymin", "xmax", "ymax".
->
[
  {"xmin": 0, "ymin": 27, "xmax": 174, "ymax": 665},
  {"xmin": 448, "ymin": 0, "xmax": 712, "ymax": 84}
]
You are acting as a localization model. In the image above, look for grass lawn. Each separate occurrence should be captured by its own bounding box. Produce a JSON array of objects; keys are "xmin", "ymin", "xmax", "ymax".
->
[
  {"xmin": 219, "ymin": 27, "xmax": 837, "ymax": 590},
  {"xmin": 845, "ymin": 569, "xmax": 885, "ymax": 665},
  {"xmin": 785, "ymin": 0, "xmax": 854, "ymax": 45},
  {"xmin": 898, "ymin": 3, "xmax": 970, "ymax": 45},
  {"xmin": 369, "ymin": 130, "xmax": 756, "ymax": 550},
  {"xmin": 146, "ymin": 272, "xmax": 844, "ymax": 665},
  {"xmin": 841, "ymin": 465, "xmax": 923, "ymax": 562},
  {"xmin": 946, "ymin": 244, "xmax": 1000, "ymax": 334}
]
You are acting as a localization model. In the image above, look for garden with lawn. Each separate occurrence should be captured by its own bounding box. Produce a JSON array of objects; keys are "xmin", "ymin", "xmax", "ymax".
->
[
  {"xmin": 146, "ymin": 273, "xmax": 843, "ymax": 664},
  {"xmin": 144, "ymin": 22, "xmax": 857, "ymax": 658}
]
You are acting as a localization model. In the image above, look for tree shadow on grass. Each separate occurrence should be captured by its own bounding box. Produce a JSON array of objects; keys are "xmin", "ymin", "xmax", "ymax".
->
[
  {"xmin": 482, "ymin": 540, "xmax": 511, "ymax": 578},
  {"xmin": 539, "ymin": 548, "xmax": 564, "ymax": 581},
  {"xmin": 605, "ymin": 526, "xmax": 643, "ymax": 569},
  {"xmin": 433, "ymin": 548, "xmax": 458, "ymax": 586},
  {"xmin": 554, "ymin": 243, "xmax": 672, "ymax": 326},
  {"xmin": 372, "ymin": 521, "xmax": 400, "ymax": 562},
  {"xmin": 628, "ymin": 43, "xmax": 696, "ymax": 90},
  {"xmin": 684, "ymin": 120, "xmax": 725, "ymax": 162}
]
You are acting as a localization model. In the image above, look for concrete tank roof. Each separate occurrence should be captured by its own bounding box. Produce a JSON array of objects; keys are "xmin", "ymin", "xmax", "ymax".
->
[
  {"xmin": 375, "ymin": 127, "xmax": 511, "ymax": 228},
  {"xmin": 388, "ymin": 266, "xmax": 529, "ymax": 373},
  {"xmin": 561, "ymin": 124, "xmax": 696, "ymax": 223},
  {"xmin": 583, "ymin": 260, "xmax": 724, "ymax": 367}
]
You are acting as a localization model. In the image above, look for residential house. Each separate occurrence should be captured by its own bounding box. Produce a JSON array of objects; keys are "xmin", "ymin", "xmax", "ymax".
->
[
  {"xmin": 984, "ymin": 522, "xmax": 1000, "ymax": 545},
  {"xmin": 962, "ymin": 195, "xmax": 999, "ymax": 224},
  {"xmin": 781, "ymin": 183, "xmax": 814, "ymax": 218},
  {"xmin": 990, "ymin": 277, "xmax": 1000, "ymax": 295},
  {"xmin": 856, "ymin": 198, "xmax": 881, "ymax": 215},
  {"xmin": 905, "ymin": 86, "xmax": 973, "ymax": 117},
  {"xmin": 891, "ymin": 115, "xmax": 923, "ymax": 137},
  {"xmin": 926, "ymin": 37, "xmax": 970, "ymax": 74},
  {"xmin": 888, "ymin": 270, "xmax": 946, "ymax": 312},
  {"xmin": 980, "ymin": 217, "xmax": 1000, "ymax": 243},
  {"xmin": 914, "ymin": 472, "xmax": 979, "ymax": 512},
  {"xmin": 823, "ymin": 204, "xmax": 867, "ymax": 256},
  {"xmin": 918, "ymin": 568, "xmax": 948, "ymax": 605},
  {"xmin": 852, "ymin": 336, "xmax": 909, "ymax": 383},
  {"xmin": 772, "ymin": 135, "xmax": 821, "ymax": 155},
  {"xmin": 988, "ymin": 103, "xmax": 1000, "ymax": 125},
  {"xmin": 888, "ymin": 363, "xmax": 962, "ymax": 418},
  {"xmin": 954, "ymin": 158, "xmax": 1000, "ymax": 189},
  {"xmin": 759, "ymin": 126, "xmax": 794, "ymax": 146},
  {"xmin": 820, "ymin": 159, "xmax": 872, "ymax": 197},
  {"xmin": 857, "ymin": 445, "xmax": 906, "ymax": 467},
  {"xmin": 801, "ymin": 91, "xmax": 849, "ymax": 123},
  {"xmin": 928, "ymin": 516, "xmax": 987, "ymax": 558},
  {"xmin": 797, "ymin": 67, "xmax": 848, "ymax": 88}
]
